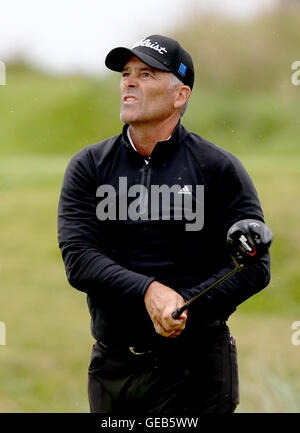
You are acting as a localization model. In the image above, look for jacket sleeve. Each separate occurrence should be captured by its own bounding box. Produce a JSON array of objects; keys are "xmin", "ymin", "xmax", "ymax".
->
[
  {"xmin": 181, "ymin": 150, "xmax": 271, "ymax": 323},
  {"xmin": 181, "ymin": 252, "xmax": 270, "ymax": 323},
  {"xmin": 57, "ymin": 148, "xmax": 155, "ymax": 300}
]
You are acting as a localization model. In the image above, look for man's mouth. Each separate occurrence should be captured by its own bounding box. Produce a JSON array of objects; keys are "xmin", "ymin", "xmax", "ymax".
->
[{"xmin": 123, "ymin": 95, "xmax": 138, "ymax": 105}]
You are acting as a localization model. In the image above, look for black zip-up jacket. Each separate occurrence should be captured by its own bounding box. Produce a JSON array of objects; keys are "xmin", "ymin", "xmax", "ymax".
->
[{"xmin": 57, "ymin": 122, "xmax": 271, "ymax": 345}]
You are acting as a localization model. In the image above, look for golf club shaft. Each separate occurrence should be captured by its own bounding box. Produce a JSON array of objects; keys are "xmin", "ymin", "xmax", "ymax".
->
[{"xmin": 172, "ymin": 264, "xmax": 243, "ymax": 320}]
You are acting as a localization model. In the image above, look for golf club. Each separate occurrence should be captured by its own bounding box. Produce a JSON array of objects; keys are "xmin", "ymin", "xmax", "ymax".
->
[{"xmin": 172, "ymin": 219, "xmax": 273, "ymax": 320}]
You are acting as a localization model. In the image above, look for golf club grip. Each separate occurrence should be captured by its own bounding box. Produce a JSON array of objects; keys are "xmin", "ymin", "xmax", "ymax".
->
[{"xmin": 172, "ymin": 305, "xmax": 187, "ymax": 320}]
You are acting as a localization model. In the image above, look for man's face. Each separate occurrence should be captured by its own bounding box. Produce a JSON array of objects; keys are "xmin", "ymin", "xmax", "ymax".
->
[{"xmin": 120, "ymin": 56, "xmax": 177, "ymax": 125}]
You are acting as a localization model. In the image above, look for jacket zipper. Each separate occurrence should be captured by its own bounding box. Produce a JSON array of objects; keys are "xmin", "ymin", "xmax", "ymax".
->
[{"xmin": 139, "ymin": 160, "xmax": 151, "ymax": 216}]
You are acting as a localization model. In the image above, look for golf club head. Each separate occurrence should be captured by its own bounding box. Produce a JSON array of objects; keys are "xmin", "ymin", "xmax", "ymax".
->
[{"xmin": 226, "ymin": 219, "xmax": 273, "ymax": 264}]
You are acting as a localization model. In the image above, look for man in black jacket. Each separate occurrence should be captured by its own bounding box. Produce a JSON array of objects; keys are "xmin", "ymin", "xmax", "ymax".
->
[{"xmin": 57, "ymin": 35, "xmax": 271, "ymax": 413}]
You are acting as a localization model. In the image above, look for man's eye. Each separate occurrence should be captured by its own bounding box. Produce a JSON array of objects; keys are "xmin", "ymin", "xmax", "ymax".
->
[
  {"xmin": 142, "ymin": 72, "xmax": 151, "ymax": 78},
  {"xmin": 122, "ymin": 72, "xmax": 130, "ymax": 78}
]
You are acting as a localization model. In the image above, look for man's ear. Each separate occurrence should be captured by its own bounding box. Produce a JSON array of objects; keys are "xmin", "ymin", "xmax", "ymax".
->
[{"xmin": 173, "ymin": 86, "xmax": 191, "ymax": 110}]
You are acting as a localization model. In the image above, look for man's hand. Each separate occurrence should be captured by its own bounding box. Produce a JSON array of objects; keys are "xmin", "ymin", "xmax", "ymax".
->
[{"xmin": 144, "ymin": 281, "xmax": 188, "ymax": 338}]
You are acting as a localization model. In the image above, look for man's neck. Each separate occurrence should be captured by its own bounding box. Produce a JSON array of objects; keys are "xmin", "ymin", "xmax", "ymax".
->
[{"xmin": 128, "ymin": 116, "xmax": 180, "ymax": 156}]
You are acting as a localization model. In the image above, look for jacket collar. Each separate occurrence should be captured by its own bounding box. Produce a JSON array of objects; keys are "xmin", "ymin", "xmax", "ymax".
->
[{"xmin": 121, "ymin": 121, "xmax": 187, "ymax": 163}]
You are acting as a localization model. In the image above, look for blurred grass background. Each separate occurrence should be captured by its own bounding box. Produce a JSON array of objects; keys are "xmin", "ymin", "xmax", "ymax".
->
[{"xmin": 1, "ymin": 6, "xmax": 300, "ymax": 412}]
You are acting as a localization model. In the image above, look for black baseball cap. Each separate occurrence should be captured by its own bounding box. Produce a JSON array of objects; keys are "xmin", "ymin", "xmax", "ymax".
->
[{"xmin": 105, "ymin": 34, "xmax": 194, "ymax": 90}]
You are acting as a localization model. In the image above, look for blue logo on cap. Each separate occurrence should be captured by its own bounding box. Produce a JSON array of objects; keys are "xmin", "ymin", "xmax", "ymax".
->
[{"xmin": 178, "ymin": 63, "xmax": 187, "ymax": 77}]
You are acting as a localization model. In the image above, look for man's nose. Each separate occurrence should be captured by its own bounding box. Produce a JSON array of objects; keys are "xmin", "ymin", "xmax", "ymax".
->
[{"xmin": 126, "ymin": 74, "xmax": 138, "ymax": 88}]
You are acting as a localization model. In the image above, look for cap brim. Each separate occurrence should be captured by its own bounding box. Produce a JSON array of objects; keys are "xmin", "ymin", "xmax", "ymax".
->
[{"xmin": 105, "ymin": 47, "xmax": 171, "ymax": 73}]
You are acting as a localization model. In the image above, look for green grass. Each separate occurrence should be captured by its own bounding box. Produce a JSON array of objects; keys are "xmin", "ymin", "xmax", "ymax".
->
[
  {"xmin": 184, "ymin": 88, "xmax": 300, "ymax": 157},
  {"xmin": 1, "ymin": 71, "xmax": 299, "ymax": 158},
  {"xmin": 0, "ymin": 68, "xmax": 122, "ymax": 156},
  {"xmin": 0, "ymin": 154, "xmax": 299, "ymax": 412},
  {"xmin": 0, "ymin": 156, "xmax": 94, "ymax": 411},
  {"xmin": 228, "ymin": 313, "xmax": 300, "ymax": 413}
]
